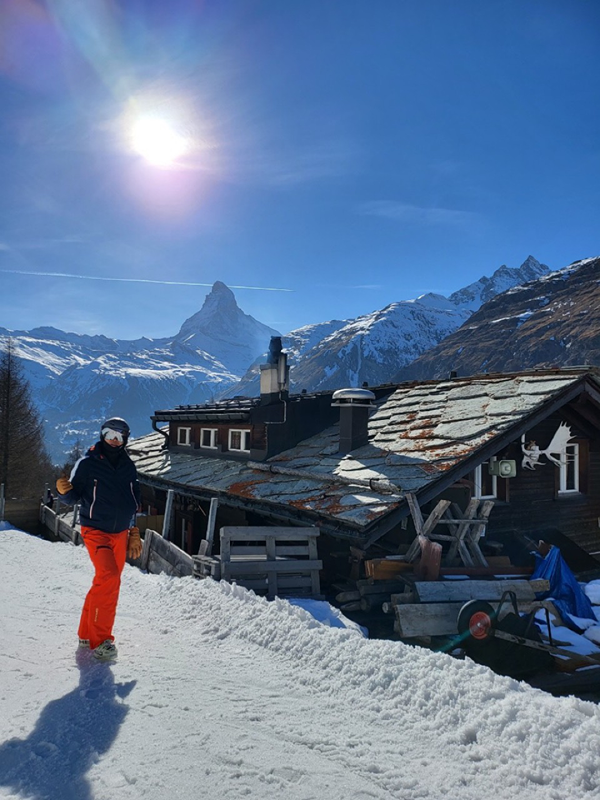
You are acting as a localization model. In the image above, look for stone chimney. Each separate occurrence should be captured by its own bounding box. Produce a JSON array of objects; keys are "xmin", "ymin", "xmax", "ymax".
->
[
  {"xmin": 332, "ymin": 388, "xmax": 376, "ymax": 454},
  {"xmin": 260, "ymin": 336, "xmax": 289, "ymax": 404}
]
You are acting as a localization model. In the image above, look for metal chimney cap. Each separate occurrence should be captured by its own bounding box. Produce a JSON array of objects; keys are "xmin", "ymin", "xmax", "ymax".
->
[{"xmin": 331, "ymin": 387, "xmax": 376, "ymax": 406}]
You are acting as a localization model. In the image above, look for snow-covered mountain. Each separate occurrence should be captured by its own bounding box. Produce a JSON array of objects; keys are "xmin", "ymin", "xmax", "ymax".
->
[
  {"xmin": 1, "ymin": 282, "xmax": 279, "ymax": 462},
  {"xmin": 174, "ymin": 281, "xmax": 280, "ymax": 376},
  {"xmin": 3, "ymin": 256, "xmax": 550, "ymax": 462},
  {"xmin": 395, "ymin": 255, "xmax": 600, "ymax": 381},
  {"xmin": 226, "ymin": 256, "xmax": 549, "ymax": 395},
  {"xmin": 446, "ymin": 255, "xmax": 550, "ymax": 310},
  {"xmin": 219, "ymin": 318, "xmax": 349, "ymax": 398}
]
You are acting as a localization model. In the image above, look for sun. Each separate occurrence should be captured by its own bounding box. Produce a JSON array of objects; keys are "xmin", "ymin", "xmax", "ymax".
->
[{"xmin": 131, "ymin": 117, "xmax": 188, "ymax": 167}]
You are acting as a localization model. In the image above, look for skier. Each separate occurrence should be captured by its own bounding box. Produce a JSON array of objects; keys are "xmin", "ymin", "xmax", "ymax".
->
[{"xmin": 56, "ymin": 417, "xmax": 142, "ymax": 660}]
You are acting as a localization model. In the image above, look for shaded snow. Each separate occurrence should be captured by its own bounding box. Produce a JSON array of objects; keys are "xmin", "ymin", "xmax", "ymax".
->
[{"xmin": 1, "ymin": 529, "xmax": 600, "ymax": 800}]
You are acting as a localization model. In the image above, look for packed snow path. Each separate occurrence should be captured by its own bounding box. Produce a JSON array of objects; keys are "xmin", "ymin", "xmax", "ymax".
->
[{"xmin": 1, "ymin": 529, "xmax": 600, "ymax": 800}]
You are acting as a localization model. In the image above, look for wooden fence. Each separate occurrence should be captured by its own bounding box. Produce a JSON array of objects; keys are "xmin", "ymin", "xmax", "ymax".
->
[
  {"xmin": 40, "ymin": 503, "xmax": 82, "ymax": 545},
  {"xmin": 38, "ymin": 506, "xmax": 192, "ymax": 578},
  {"xmin": 136, "ymin": 529, "xmax": 193, "ymax": 577},
  {"xmin": 38, "ymin": 508, "xmax": 320, "ymax": 597}
]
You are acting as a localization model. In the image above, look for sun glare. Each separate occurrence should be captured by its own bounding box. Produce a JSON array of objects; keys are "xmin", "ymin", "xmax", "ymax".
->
[{"xmin": 131, "ymin": 117, "xmax": 188, "ymax": 167}]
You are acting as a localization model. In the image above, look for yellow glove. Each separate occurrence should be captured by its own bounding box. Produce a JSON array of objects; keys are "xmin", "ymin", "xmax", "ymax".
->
[
  {"xmin": 56, "ymin": 476, "xmax": 73, "ymax": 495},
  {"xmin": 127, "ymin": 527, "xmax": 143, "ymax": 560}
]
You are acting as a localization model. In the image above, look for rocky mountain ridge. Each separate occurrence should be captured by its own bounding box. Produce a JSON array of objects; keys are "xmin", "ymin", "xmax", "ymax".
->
[
  {"xmin": 226, "ymin": 256, "xmax": 550, "ymax": 396},
  {"xmin": 395, "ymin": 256, "xmax": 600, "ymax": 381},
  {"xmin": 1, "ymin": 255, "xmax": 556, "ymax": 461}
]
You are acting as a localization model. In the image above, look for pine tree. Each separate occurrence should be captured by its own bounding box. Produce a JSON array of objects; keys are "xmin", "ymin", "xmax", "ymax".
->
[
  {"xmin": 0, "ymin": 339, "xmax": 53, "ymax": 498},
  {"xmin": 62, "ymin": 438, "xmax": 85, "ymax": 477}
]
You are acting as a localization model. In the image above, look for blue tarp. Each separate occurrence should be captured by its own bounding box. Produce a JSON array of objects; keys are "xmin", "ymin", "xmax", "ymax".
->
[{"xmin": 531, "ymin": 546, "xmax": 595, "ymax": 631}]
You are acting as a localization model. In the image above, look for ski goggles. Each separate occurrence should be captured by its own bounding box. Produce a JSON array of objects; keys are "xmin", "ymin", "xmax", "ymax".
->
[{"xmin": 102, "ymin": 427, "xmax": 125, "ymax": 443}]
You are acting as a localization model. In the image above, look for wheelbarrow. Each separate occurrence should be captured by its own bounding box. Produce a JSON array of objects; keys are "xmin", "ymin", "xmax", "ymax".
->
[{"xmin": 456, "ymin": 590, "xmax": 600, "ymax": 674}]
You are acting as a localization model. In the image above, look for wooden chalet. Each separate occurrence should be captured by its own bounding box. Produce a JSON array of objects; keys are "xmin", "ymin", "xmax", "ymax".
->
[{"xmin": 128, "ymin": 340, "xmax": 600, "ymax": 606}]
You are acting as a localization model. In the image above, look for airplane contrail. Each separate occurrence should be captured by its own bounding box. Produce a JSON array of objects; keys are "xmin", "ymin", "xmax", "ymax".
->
[{"xmin": 0, "ymin": 268, "xmax": 293, "ymax": 292}]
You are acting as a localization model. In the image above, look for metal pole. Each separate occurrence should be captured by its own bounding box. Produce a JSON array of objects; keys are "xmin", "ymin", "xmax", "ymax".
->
[
  {"xmin": 162, "ymin": 489, "xmax": 174, "ymax": 540},
  {"xmin": 0, "ymin": 482, "xmax": 4, "ymax": 521}
]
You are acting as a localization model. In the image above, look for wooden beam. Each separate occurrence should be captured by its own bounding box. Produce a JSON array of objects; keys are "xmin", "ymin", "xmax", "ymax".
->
[
  {"xmin": 421, "ymin": 500, "xmax": 452, "ymax": 537},
  {"xmin": 405, "ymin": 493, "xmax": 424, "ymax": 535},
  {"xmin": 413, "ymin": 579, "xmax": 547, "ymax": 603}
]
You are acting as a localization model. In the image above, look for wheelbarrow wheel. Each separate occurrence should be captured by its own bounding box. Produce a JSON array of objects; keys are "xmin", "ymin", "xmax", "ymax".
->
[{"xmin": 457, "ymin": 600, "xmax": 496, "ymax": 643}]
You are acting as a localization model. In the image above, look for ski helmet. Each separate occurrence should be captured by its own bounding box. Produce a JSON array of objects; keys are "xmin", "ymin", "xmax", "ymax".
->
[{"xmin": 101, "ymin": 417, "xmax": 131, "ymax": 445}]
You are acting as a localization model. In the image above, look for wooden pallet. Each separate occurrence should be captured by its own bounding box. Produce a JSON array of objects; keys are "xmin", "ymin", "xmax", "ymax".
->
[{"xmin": 194, "ymin": 526, "xmax": 322, "ymax": 599}]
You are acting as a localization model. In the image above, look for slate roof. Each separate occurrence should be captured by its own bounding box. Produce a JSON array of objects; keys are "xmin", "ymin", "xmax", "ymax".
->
[{"xmin": 128, "ymin": 368, "xmax": 600, "ymax": 540}]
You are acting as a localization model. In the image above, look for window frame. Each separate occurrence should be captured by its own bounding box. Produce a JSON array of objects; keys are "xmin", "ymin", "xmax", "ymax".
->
[
  {"xmin": 558, "ymin": 442, "xmax": 580, "ymax": 494},
  {"xmin": 200, "ymin": 428, "xmax": 218, "ymax": 449},
  {"xmin": 474, "ymin": 457, "xmax": 498, "ymax": 499},
  {"xmin": 228, "ymin": 428, "xmax": 251, "ymax": 453},
  {"xmin": 177, "ymin": 426, "xmax": 192, "ymax": 446}
]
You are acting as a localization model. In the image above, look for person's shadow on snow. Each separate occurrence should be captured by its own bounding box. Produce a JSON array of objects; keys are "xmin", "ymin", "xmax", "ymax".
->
[{"xmin": 0, "ymin": 650, "xmax": 136, "ymax": 800}]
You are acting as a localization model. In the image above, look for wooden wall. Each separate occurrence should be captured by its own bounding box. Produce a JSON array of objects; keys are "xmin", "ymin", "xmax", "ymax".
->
[{"xmin": 479, "ymin": 411, "xmax": 600, "ymax": 564}]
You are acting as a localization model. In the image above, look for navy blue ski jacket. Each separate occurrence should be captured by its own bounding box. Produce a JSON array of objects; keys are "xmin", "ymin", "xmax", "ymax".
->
[{"xmin": 59, "ymin": 442, "xmax": 141, "ymax": 533}]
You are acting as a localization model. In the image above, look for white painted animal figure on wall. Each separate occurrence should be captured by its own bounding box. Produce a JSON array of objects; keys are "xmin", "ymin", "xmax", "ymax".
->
[{"xmin": 521, "ymin": 422, "xmax": 573, "ymax": 470}]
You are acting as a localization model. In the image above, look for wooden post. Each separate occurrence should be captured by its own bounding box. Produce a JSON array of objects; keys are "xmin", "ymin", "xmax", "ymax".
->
[
  {"xmin": 140, "ymin": 528, "xmax": 153, "ymax": 571},
  {"xmin": 0, "ymin": 483, "xmax": 5, "ymax": 521},
  {"xmin": 162, "ymin": 489, "xmax": 174, "ymax": 541},
  {"xmin": 405, "ymin": 492, "xmax": 424, "ymax": 534},
  {"xmin": 203, "ymin": 498, "xmax": 218, "ymax": 556},
  {"xmin": 404, "ymin": 493, "xmax": 424, "ymax": 562}
]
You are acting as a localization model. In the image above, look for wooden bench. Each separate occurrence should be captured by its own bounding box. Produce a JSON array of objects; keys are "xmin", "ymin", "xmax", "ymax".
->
[{"xmin": 194, "ymin": 526, "xmax": 322, "ymax": 599}]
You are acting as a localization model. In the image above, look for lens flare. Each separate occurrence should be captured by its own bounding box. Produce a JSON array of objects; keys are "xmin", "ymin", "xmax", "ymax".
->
[{"xmin": 131, "ymin": 117, "xmax": 188, "ymax": 166}]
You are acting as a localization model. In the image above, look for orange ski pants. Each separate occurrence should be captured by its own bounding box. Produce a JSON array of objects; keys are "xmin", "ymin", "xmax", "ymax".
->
[{"xmin": 78, "ymin": 527, "xmax": 128, "ymax": 649}]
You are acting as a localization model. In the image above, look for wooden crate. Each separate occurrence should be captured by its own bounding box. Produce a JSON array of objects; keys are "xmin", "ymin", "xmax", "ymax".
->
[{"xmin": 194, "ymin": 526, "xmax": 322, "ymax": 599}]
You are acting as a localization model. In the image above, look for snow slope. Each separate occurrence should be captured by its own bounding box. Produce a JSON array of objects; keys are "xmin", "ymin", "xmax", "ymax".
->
[{"xmin": 1, "ymin": 528, "xmax": 600, "ymax": 800}]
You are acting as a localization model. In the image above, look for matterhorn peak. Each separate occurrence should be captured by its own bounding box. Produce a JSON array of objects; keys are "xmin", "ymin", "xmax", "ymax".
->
[
  {"xmin": 210, "ymin": 280, "xmax": 236, "ymax": 299},
  {"xmin": 173, "ymin": 281, "xmax": 280, "ymax": 376},
  {"xmin": 176, "ymin": 281, "xmax": 239, "ymax": 337}
]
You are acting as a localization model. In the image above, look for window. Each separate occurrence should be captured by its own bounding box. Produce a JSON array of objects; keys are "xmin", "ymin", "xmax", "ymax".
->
[
  {"xmin": 177, "ymin": 427, "xmax": 191, "ymax": 446},
  {"xmin": 200, "ymin": 428, "xmax": 218, "ymax": 449},
  {"xmin": 559, "ymin": 443, "xmax": 579, "ymax": 493},
  {"xmin": 474, "ymin": 458, "xmax": 497, "ymax": 499},
  {"xmin": 228, "ymin": 429, "xmax": 250, "ymax": 452}
]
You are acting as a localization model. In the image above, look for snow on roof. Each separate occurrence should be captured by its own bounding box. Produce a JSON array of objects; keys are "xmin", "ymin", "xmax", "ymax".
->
[
  {"xmin": 129, "ymin": 369, "xmax": 597, "ymax": 534},
  {"xmin": 2, "ymin": 528, "xmax": 600, "ymax": 800}
]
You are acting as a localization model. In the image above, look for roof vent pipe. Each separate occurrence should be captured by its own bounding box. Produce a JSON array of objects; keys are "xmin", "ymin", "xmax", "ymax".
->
[
  {"xmin": 331, "ymin": 388, "xmax": 376, "ymax": 454},
  {"xmin": 152, "ymin": 418, "xmax": 170, "ymax": 449}
]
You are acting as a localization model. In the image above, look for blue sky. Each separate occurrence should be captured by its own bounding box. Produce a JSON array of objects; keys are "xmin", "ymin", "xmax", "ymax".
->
[{"xmin": 0, "ymin": 0, "xmax": 598, "ymax": 340}]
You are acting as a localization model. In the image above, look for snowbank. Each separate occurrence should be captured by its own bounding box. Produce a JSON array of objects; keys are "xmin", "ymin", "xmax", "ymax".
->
[{"xmin": 1, "ymin": 529, "xmax": 600, "ymax": 800}]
